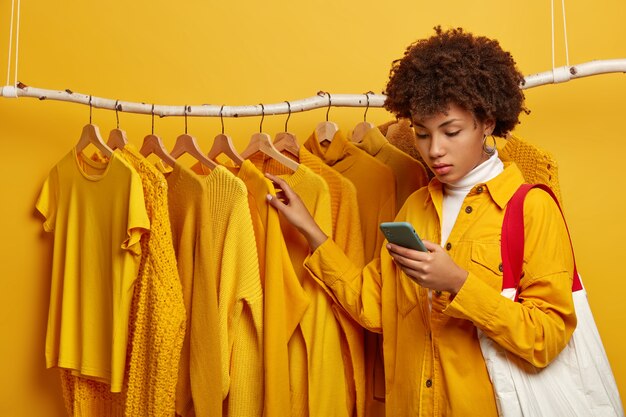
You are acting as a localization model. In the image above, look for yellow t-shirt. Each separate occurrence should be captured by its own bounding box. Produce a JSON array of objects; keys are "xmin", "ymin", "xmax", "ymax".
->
[
  {"xmin": 305, "ymin": 163, "xmax": 576, "ymax": 416},
  {"xmin": 36, "ymin": 148, "xmax": 150, "ymax": 392}
]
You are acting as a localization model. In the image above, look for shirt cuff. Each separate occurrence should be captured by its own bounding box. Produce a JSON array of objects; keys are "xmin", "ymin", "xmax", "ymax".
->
[
  {"xmin": 444, "ymin": 272, "xmax": 503, "ymax": 328},
  {"xmin": 304, "ymin": 238, "xmax": 357, "ymax": 287}
]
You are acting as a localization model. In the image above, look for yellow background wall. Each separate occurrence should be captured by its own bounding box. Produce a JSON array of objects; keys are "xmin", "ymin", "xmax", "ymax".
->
[{"xmin": 1, "ymin": 1, "xmax": 625, "ymax": 415}]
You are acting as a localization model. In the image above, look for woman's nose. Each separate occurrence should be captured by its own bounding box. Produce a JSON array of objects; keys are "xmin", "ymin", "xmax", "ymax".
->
[{"xmin": 429, "ymin": 135, "xmax": 445, "ymax": 158}]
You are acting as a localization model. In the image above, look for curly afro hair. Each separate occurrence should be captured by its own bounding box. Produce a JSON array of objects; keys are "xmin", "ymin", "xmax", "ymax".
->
[{"xmin": 383, "ymin": 26, "xmax": 528, "ymax": 137}]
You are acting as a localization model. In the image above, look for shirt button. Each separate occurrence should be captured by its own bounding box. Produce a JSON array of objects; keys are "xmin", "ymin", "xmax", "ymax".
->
[
  {"xmin": 435, "ymin": 290, "xmax": 442, "ymax": 296},
  {"xmin": 465, "ymin": 206, "xmax": 473, "ymax": 214},
  {"xmin": 445, "ymin": 242, "xmax": 452, "ymax": 250},
  {"xmin": 476, "ymin": 186, "xmax": 484, "ymax": 193},
  {"xmin": 426, "ymin": 379, "xmax": 433, "ymax": 388},
  {"xmin": 498, "ymin": 263, "xmax": 503, "ymax": 272}
]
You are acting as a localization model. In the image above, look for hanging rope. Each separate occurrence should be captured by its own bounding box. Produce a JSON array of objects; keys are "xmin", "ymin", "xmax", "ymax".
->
[
  {"xmin": 551, "ymin": 0, "xmax": 572, "ymax": 83},
  {"xmin": 3, "ymin": 0, "xmax": 21, "ymax": 98}
]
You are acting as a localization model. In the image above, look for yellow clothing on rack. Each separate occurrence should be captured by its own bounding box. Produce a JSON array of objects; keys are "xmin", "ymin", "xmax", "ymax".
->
[
  {"xmin": 159, "ymin": 162, "xmax": 221, "ymax": 417},
  {"xmin": 61, "ymin": 146, "xmax": 186, "ymax": 417},
  {"xmin": 119, "ymin": 145, "xmax": 186, "ymax": 417},
  {"xmin": 36, "ymin": 149, "xmax": 149, "ymax": 393},
  {"xmin": 304, "ymin": 163, "xmax": 576, "ymax": 417},
  {"xmin": 297, "ymin": 146, "xmax": 366, "ymax": 417},
  {"xmin": 303, "ymin": 130, "xmax": 396, "ymax": 263},
  {"xmin": 190, "ymin": 163, "xmax": 263, "ymax": 417},
  {"xmin": 198, "ymin": 159, "xmax": 309, "ymax": 417},
  {"xmin": 304, "ymin": 130, "xmax": 397, "ymax": 417},
  {"xmin": 353, "ymin": 127, "xmax": 428, "ymax": 213},
  {"xmin": 253, "ymin": 154, "xmax": 350, "ymax": 417}
]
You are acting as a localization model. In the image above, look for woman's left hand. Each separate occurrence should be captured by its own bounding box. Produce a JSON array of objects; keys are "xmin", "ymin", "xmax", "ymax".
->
[{"xmin": 386, "ymin": 240, "xmax": 468, "ymax": 294}]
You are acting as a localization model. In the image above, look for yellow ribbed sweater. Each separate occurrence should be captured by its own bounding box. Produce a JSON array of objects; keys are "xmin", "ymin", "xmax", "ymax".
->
[
  {"xmin": 189, "ymin": 163, "xmax": 263, "ymax": 417},
  {"xmin": 162, "ymin": 162, "xmax": 221, "ymax": 417}
]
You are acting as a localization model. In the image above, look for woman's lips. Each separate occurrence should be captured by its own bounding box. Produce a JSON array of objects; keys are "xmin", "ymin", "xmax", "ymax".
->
[{"xmin": 432, "ymin": 164, "xmax": 451, "ymax": 176}]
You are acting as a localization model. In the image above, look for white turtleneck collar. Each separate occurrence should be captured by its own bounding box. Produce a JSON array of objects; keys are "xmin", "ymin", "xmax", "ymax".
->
[{"xmin": 440, "ymin": 151, "xmax": 504, "ymax": 245}]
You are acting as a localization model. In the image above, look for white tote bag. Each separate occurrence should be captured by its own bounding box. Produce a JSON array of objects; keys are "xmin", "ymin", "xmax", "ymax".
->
[{"xmin": 478, "ymin": 184, "xmax": 624, "ymax": 417}]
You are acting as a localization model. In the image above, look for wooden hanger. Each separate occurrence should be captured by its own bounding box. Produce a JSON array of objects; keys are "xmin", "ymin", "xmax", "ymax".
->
[
  {"xmin": 138, "ymin": 105, "xmax": 176, "ymax": 167},
  {"xmin": 273, "ymin": 101, "xmax": 300, "ymax": 158},
  {"xmin": 316, "ymin": 92, "xmax": 339, "ymax": 144},
  {"xmin": 241, "ymin": 104, "xmax": 298, "ymax": 171},
  {"xmin": 350, "ymin": 93, "xmax": 375, "ymax": 143},
  {"xmin": 140, "ymin": 134, "xmax": 176, "ymax": 167},
  {"xmin": 207, "ymin": 107, "xmax": 244, "ymax": 165},
  {"xmin": 75, "ymin": 96, "xmax": 113, "ymax": 157},
  {"xmin": 350, "ymin": 121, "xmax": 374, "ymax": 143},
  {"xmin": 170, "ymin": 105, "xmax": 217, "ymax": 170},
  {"xmin": 107, "ymin": 101, "xmax": 128, "ymax": 150}
]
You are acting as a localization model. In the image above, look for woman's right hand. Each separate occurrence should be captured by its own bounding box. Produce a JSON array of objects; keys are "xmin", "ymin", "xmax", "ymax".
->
[{"xmin": 265, "ymin": 173, "xmax": 328, "ymax": 251}]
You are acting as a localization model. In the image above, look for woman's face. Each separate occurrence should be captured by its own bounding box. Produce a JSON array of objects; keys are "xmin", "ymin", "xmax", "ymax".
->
[{"xmin": 411, "ymin": 103, "xmax": 495, "ymax": 185}]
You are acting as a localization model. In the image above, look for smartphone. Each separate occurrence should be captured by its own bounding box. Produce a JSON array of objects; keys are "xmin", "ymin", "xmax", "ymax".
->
[{"xmin": 379, "ymin": 221, "xmax": 428, "ymax": 252}]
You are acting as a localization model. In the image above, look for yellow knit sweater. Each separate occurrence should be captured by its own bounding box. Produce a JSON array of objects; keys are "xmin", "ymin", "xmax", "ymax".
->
[
  {"xmin": 189, "ymin": 163, "xmax": 262, "ymax": 417},
  {"xmin": 161, "ymin": 162, "xmax": 221, "ymax": 417}
]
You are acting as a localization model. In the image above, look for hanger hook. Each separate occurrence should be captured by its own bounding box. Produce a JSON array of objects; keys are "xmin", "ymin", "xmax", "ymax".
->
[
  {"xmin": 115, "ymin": 99, "xmax": 120, "ymax": 129},
  {"xmin": 89, "ymin": 95, "xmax": 93, "ymax": 124},
  {"xmin": 259, "ymin": 103, "xmax": 265, "ymax": 133},
  {"xmin": 364, "ymin": 91, "xmax": 374, "ymax": 122},
  {"xmin": 284, "ymin": 101, "xmax": 291, "ymax": 132},
  {"xmin": 184, "ymin": 105, "xmax": 188, "ymax": 134},
  {"xmin": 151, "ymin": 104, "xmax": 155, "ymax": 135},
  {"xmin": 325, "ymin": 92, "xmax": 332, "ymax": 122},
  {"xmin": 220, "ymin": 105, "xmax": 225, "ymax": 134}
]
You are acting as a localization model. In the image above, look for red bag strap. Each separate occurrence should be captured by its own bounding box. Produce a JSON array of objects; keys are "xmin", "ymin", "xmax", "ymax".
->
[{"xmin": 501, "ymin": 183, "xmax": 582, "ymax": 299}]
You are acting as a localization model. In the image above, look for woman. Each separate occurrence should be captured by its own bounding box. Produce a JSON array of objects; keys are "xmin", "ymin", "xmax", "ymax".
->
[{"xmin": 266, "ymin": 26, "xmax": 576, "ymax": 416}]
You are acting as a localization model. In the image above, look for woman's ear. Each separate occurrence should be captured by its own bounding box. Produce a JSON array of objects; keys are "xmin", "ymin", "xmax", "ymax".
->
[{"xmin": 484, "ymin": 118, "xmax": 496, "ymax": 136}]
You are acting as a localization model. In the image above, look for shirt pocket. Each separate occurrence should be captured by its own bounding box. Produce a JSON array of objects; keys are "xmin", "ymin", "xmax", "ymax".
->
[
  {"xmin": 396, "ymin": 270, "xmax": 420, "ymax": 317},
  {"xmin": 469, "ymin": 242, "xmax": 504, "ymax": 292}
]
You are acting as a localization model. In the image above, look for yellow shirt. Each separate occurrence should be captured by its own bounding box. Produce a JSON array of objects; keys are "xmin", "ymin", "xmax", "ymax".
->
[
  {"xmin": 354, "ymin": 127, "xmax": 429, "ymax": 213},
  {"xmin": 305, "ymin": 163, "xmax": 576, "ymax": 416},
  {"xmin": 36, "ymin": 149, "xmax": 149, "ymax": 392},
  {"xmin": 304, "ymin": 130, "xmax": 396, "ymax": 263},
  {"xmin": 304, "ymin": 130, "xmax": 396, "ymax": 417},
  {"xmin": 215, "ymin": 159, "xmax": 309, "ymax": 417},
  {"xmin": 297, "ymin": 146, "xmax": 366, "ymax": 417},
  {"xmin": 250, "ymin": 154, "xmax": 349, "ymax": 417}
]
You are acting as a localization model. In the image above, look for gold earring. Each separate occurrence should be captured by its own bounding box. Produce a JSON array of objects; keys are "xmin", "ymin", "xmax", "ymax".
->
[{"xmin": 482, "ymin": 134, "xmax": 496, "ymax": 156}]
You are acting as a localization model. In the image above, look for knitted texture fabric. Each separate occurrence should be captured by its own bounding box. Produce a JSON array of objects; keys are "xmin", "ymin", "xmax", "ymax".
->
[
  {"xmin": 188, "ymin": 164, "xmax": 263, "ymax": 417},
  {"xmin": 499, "ymin": 134, "xmax": 563, "ymax": 205},
  {"xmin": 61, "ymin": 147, "xmax": 185, "ymax": 417},
  {"xmin": 121, "ymin": 146, "xmax": 186, "ymax": 417}
]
